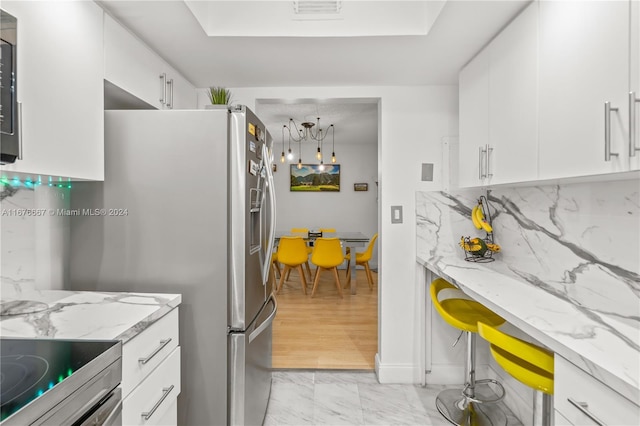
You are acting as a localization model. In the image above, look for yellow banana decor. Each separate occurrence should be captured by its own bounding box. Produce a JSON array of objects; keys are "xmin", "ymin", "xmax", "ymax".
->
[
  {"xmin": 472, "ymin": 202, "xmax": 493, "ymax": 233},
  {"xmin": 461, "ymin": 196, "xmax": 500, "ymax": 262},
  {"xmin": 471, "ymin": 205, "xmax": 483, "ymax": 229}
]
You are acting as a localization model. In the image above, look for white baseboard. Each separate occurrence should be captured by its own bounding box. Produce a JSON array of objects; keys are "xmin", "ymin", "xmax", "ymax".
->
[{"xmin": 375, "ymin": 354, "xmax": 421, "ymax": 383}]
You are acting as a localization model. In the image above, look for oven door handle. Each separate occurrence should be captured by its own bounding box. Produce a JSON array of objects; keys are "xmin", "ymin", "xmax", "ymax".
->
[{"xmin": 77, "ymin": 387, "xmax": 122, "ymax": 426}]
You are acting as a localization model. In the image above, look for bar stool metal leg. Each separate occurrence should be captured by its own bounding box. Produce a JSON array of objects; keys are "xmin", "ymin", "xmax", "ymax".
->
[{"xmin": 435, "ymin": 332, "xmax": 507, "ymax": 426}]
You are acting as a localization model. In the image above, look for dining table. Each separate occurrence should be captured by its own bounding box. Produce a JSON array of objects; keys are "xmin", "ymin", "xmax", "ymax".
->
[{"xmin": 274, "ymin": 231, "xmax": 370, "ymax": 295}]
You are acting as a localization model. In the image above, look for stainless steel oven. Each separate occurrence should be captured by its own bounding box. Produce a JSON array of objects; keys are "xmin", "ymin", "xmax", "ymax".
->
[
  {"xmin": 0, "ymin": 8, "xmax": 19, "ymax": 164},
  {"xmin": 0, "ymin": 338, "xmax": 122, "ymax": 426}
]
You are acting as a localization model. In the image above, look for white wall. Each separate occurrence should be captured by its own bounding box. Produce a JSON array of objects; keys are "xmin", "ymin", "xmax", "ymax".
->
[
  {"xmin": 199, "ymin": 85, "xmax": 459, "ymax": 383},
  {"xmin": 272, "ymin": 140, "xmax": 379, "ymax": 267}
]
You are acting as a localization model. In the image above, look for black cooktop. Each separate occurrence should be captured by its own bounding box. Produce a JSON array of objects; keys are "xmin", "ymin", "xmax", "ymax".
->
[{"xmin": 0, "ymin": 338, "xmax": 120, "ymax": 422}]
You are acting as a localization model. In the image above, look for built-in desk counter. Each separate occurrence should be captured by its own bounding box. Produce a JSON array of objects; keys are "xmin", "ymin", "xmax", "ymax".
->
[{"xmin": 416, "ymin": 179, "xmax": 640, "ymax": 424}]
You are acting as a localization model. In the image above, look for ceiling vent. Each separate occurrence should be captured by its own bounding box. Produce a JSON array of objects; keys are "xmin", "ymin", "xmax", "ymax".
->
[{"xmin": 293, "ymin": 1, "xmax": 342, "ymax": 15}]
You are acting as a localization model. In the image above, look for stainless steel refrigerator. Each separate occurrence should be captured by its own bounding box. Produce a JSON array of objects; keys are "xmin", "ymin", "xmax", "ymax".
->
[{"xmin": 68, "ymin": 106, "xmax": 277, "ymax": 426}]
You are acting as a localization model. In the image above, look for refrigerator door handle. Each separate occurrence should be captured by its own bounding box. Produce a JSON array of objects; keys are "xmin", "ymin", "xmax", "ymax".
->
[
  {"xmin": 261, "ymin": 143, "xmax": 277, "ymax": 285},
  {"xmin": 249, "ymin": 295, "xmax": 277, "ymax": 343}
]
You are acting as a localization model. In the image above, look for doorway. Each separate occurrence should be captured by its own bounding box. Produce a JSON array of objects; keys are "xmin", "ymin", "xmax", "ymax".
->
[{"xmin": 257, "ymin": 98, "xmax": 380, "ymax": 369}]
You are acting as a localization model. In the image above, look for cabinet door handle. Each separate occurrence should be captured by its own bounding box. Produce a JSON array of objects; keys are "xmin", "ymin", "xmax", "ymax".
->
[
  {"xmin": 604, "ymin": 101, "xmax": 619, "ymax": 161},
  {"xmin": 486, "ymin": 144, "xmax": 493, "ymax": 178},
  {"xmin": 159, "ymin": 73, "xmax": 167, "ymax": 105},
  {"xmin": 630, "ymin": 92, "xmax": 640, "ymax": 157},
  {"xmin": 166, "ymin": 79, "xmax": 174, "ymax": 109},
  {"xmin": 478, "ymin": 146, "xmax": 487, "ymax": 179},
  {"xmin": 138, "ymin": 338, "xmax": 172, "ymax": 364},
  {"xmin": 141, "ymin": 385, "xmax": 174, "ymax": 421},
  {"xmin": 567, "ymin": 398, "xmax": 606, "ymax": 426}
]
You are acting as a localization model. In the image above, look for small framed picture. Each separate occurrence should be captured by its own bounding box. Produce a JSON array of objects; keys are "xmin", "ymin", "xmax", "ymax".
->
[{"xmin": 354, "ymin": 183, "xmax": 368, "ymax": 191}]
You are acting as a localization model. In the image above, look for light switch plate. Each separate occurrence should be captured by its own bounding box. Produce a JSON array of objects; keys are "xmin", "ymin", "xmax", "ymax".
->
[
  {"xmin": 421, "ymin": 163, "xmax": 434, "ymax": 181},
  {"xmin": 391, "ymin": 205, "xmax": 403, "ymax": 224}
]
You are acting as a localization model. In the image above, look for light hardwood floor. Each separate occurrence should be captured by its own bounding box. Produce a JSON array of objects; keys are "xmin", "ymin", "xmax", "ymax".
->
[{"xmin": 272, "ymin": 266, "xmax": 378, "ymax": 369}]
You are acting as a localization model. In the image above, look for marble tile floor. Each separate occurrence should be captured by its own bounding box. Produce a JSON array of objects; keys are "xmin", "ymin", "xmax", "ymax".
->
[{"xmin": 265, "ymin": 370, "xmax": 523, "ymax": 426}]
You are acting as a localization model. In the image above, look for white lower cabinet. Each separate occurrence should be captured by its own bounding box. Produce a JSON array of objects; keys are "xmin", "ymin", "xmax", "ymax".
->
[
  {"xmin": 554, "ymin": 355, "xmax": 640, "ymax": 425},
  {"xmin": 554, "ymin": 409, "xmax": 573, "ymax": 426},
  {"xmin": 120, "ymin": 308, "xmax": 181, "ymax": 426},
  {"xmin": 121, "ymin": 308, "xmax": 179, "ymax": 396},
  {"xmin": 122, "ymin": 347, "xmax": 181, "ymax": 426}
]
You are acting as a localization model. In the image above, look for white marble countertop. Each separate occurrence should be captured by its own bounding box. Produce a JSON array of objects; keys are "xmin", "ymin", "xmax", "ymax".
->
[
  {"xmin": 0, "ymin": 286, "xmax": 181, "ymax": 344},
  {"xmin": 416, "ymin": 181, "xmax": 640, "ymax": 407},
  {"xmin": 417, "ymin": 255, "xmax": 639, "ymax": 405}
]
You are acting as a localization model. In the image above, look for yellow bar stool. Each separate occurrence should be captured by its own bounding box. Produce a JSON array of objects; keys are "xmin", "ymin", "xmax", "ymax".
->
[
  {"xmin": 430, "ymin": 278, "xmax": 507, "ymax": 426},
  {"xmin": 477, "ymin": 322, "xmax": 554, "ymax": 426}
]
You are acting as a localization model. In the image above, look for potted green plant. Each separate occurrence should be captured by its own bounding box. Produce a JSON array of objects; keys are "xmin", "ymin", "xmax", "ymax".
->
[{"xmin": 207, "ymin": 86, "xmax": 233, "ymax": 105}]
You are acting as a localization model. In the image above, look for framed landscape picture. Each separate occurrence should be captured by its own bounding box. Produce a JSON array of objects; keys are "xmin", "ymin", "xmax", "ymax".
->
[{"xmin": 290, "ymin": 164, "xmax": 340, "ymax": 192}]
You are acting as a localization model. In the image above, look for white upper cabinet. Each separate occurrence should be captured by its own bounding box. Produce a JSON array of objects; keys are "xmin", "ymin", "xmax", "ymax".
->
[
  {"xmin": 458, "ymin": 1, "xmax": 537, "ymax": 187},
  {"xmin": 538, "ymin": 0, "xmax": 630, "ymax": 179},
  {"xmin": 0, "ymin": 1, "xmax": 104, "ymax": 181},
  {"xmin": 488, "ymin": 2, "xmax": 538, "ymax": 185},
  {"xmin": 104, "ymin": 14, "xmax": 196, "ymax": 110},
  {"xmin": 459, "ymin": 48, "xmax": 490, "ymax": 188},
  {"xmin": 458, "ymin": 0, "xmax": 638, "ymax": 187}
]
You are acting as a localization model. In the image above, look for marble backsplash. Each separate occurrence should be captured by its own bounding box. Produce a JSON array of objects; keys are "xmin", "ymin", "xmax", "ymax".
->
[
  {"xmin": 1, "ymin": 185, "xmax": 70, "ymax": 294},
  {"xmin": 416, "ymin": 177, "xmax": 640, "ymax": 321}
]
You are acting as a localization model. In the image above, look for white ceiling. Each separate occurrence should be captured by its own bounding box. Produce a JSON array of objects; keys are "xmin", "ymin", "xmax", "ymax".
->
[
  {"xmin": 98, "ymin": 0, "xmax": 530, "ymax": 88},
  {"xmin": 98, "ymin": 0, "xmax": 530, "ymax": 145}
]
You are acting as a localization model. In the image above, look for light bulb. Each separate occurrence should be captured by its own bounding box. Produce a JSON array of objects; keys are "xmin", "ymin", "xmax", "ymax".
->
[
  {"xmin": 331, "ymin": 152, "xmax": 336, "ymax": 163},
  {"xmin": 318, "ymin": 162, "xmax": 325, "ymax": 171},
  {"xmin": 287, "ymin": 149, "xmax": 293, "ymax": 160},
  {"xmin": 316, "ymin": 148, "xmax": 322, "ymax": 161},
  {"xmin": 297, "ymin": 161, "xmax": 302, "ymax": 169},
  {"xmin": 280, "ymin": 152, "xmax": 285, "ymax": 163}
]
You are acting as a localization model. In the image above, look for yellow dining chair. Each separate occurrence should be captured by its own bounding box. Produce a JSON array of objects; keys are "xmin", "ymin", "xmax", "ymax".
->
[
  {"xmin": 271, "ymin": 252, "xmax": 281, "ymax": 278},
  {"xmin": 276, "ymin": 236, "xmax": 309, "ymax": 294},
  {"xmin": 319, "ymin": 228, "xmax": 336, "ymax": 233},
  {"xmin": 289, "ymin": 228, "xmax": 312, "ymax": 280},
  {"xmin": 430, "ymin": 278, "xmax": 507, "ymax": 425},
  {"xmin": 345, "ymin": 233, "xmax": 378, "ymax": 289},
  {"xmin": 310, "ymin": 238, "xmax": 345, "ymax": 298},
  {"xmin": 477, "ymin": 322, "xmax": 554, "ymax": 426}
]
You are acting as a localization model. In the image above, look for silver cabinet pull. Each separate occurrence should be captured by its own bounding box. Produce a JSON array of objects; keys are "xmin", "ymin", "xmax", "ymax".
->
[
  {"xmin": 166, "ymin": 79, "xmax": 174, "ymax": 109},
  {"xmin": 604, "ymin": 101, "xmax": 619, "ymax": 161},
  {"xmin": 486, "ymin": 144, "xmax": 493, "ymax": 178},
  {"xmin": 567, "ymin": 398, "xmax": 606, "ymax": 426},
  {"xmin": 141, "ymin": 385, "xmax": 174, "ymax": 421},
  {"xmin": 159, "ymin": 73, "xmax": 167, "ymax": 105},
  {"xmin": 138, "ymin": 338, "xmax": 172, "ymax": 364},
  {"xmin": 478, "ymin": 146, "xmax": 487, "ymax": 179},
  {"xmin": 630, "ymin": 92, "xmax": 640, "ymax": 157}
]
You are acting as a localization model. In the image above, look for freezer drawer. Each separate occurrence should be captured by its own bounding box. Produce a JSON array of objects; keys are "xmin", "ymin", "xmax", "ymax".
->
[{"xmin": 228, "ymin": 295, "xmax": 276, "ymax": 426}]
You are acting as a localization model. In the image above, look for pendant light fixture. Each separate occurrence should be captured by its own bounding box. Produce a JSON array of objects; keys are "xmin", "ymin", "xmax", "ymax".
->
[
  {"xmin": 280, "ymin": 126, "xmax": 295, "ymax": 163},
  {"xmin": 282, "ymin": 117, "xmax": 335, "ymax": 166}
]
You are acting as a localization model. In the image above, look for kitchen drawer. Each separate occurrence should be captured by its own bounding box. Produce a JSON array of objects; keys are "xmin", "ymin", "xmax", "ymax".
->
[
  {"xmin": 555, "ymin": 355, "xmax": 640, "ymax": 425},
  {"xmin": 122, "ymin": 346, "xmax": 181, "ymax": 426},
  {"xmin": 121, "ymin": 308, "xmax": 179, "ymax": 396},
  {"xmin": 554, "ymin": 409, "xmax": 572, "ymax": 425}
]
